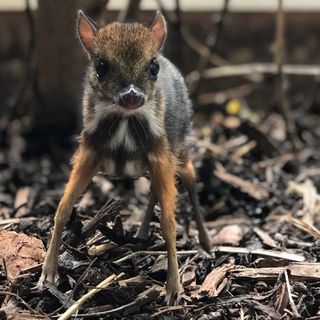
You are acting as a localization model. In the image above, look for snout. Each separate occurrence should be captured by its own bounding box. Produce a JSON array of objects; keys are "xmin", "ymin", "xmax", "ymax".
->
[{"xmin": 118, "ymin": 84, "xmax": 145, "ymax": 110}]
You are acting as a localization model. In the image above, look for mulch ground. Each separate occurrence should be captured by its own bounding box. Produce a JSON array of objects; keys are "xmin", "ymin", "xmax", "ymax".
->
[{"xmin": 1, "ymin": 106, "xmax": 320, "ymax": 319}]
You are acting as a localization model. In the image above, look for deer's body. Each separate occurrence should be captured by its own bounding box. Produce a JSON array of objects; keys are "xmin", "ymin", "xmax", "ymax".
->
[{"xmin": 39, "ymin": 12, "xmax": 211, "ymax": 304}]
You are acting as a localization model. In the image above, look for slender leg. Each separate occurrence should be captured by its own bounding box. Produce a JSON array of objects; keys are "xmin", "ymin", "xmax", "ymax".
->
[
  {"xmin": 178, "ymin": 159, "xmax": 212, "ymax": 253},
  {"xmin": 149, "ymin": 151, "xmax": 181, "ymax": 305},
  {"xmin": 38, "ymin": 146, "xmax": 100, "ymax": 288},
  {"xmin": 136, "ymin": 189, "xmax": 157, "ymax": 239}
]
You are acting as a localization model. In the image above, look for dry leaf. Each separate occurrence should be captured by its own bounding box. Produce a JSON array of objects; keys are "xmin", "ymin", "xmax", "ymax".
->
[
  {"xmin": 0, "ymin": 231, "xmax": 45, "ymax": 280},
  {"xmin": 212, "ymin": 225, "xmax": 246, "ymax": 245}
]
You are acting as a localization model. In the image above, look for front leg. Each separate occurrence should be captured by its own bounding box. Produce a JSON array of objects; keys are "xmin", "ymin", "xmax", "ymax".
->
[
  {"xmin": 148, "ymin": 150, "xmax": 181, "ymax": 305},
  {"xmin": 38, "ymin": 145, "xmax": 100, "ymax": 288}
]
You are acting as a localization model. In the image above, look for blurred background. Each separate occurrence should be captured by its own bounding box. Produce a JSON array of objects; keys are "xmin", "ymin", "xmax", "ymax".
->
[
  {"xmin": 2, "ymin": 0, "xmax": 320, "ymax": 212},
  {"xmin": 2, "ymin": 0, "xmax": 320, "ymax": 147},
  {"xmin": 2, "ymin": 0, "xmax": 320, "ymax": 220}
]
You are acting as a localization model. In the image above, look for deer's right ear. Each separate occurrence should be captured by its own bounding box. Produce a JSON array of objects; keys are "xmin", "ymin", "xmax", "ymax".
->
[{"xmin": 77, "ymin": 10, "xmax": 97, "ymax": 53}]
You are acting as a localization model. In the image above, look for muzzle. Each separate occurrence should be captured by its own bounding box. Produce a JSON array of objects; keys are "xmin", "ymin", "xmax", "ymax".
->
[{"xmin": 118, "ymin": 84, "xmax": 145, "ymax": 110}]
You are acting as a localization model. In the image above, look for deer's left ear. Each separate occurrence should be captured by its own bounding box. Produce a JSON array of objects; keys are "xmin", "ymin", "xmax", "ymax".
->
[
  {"xmin": 77, "ymin": 10, "xmax": 97, "ymax": 53},
  {"xmin": 150, "ymin": 11, "xmax": 167, "ymax": 50}
]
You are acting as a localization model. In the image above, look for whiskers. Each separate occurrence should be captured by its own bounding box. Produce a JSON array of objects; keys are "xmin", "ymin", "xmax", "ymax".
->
[{"xmin": 101, "ymin": 102, "xmax": 119, "ymax": 111}]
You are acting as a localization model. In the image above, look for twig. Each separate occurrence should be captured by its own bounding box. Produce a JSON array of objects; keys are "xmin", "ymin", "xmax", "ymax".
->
[
  {"xmin": 114, "ymin": 250, "xmax": 198, "ymax": 264},
  {"xmin": 9, "ymin": 0, "xmax": 36, "ymax": 119},
  {"xmin": 197, "ymin": 84, "xmax": 253, "ymax": 107},
  {"xmin": 274, "ymin": 0, "xmax": 300, "ymax": 149},
  {"xmin": 215, "ymin": 247, "xmax": 305, "ymax": 262},
  {"xmin": 214, "ymin": 167, "xmax": 269, "ymax": 201},
  {"xmin": 2, "ymin": 258, "xmax": 9, "ymax": 282},
  {"xmin": 188, "ymin": 63, "xmax": 320, "ymax": 81},
  {"xmin": 286, "ymin": 216, "xmax": 320, "ymax": 239},
  {"xmin": 0, "ymin": 0, "xmax": 36, "ymax": 138},
  {"xmin": 152, "ymin": 305, "xmax": 185, "ymax": 318},
  {"xmin": 57, "ymin": 273, "xmax": 124, "ymax": 320},
  {"xmin": 49, "ymin": 258, "xmax": 97, "ymax": 316},
  {"xmin": 73, "ymin": 285, "xmax": 163, "ymax": 317},
  {"xmin": 182, "ymin": 28, "xmax": 229, "ymax": 67},
  {"xmin": 183, "ymin": 29, "xmax": 261, "ymax": 85},
  {"xmin": 284, "ymin": 270, "xmax": 301, "ymax": 319},
  {"xmin": 189, "ymin": 0, "xmax": 229, "ymax": 94},
  {"xmin": 113, "ymin": 247, "xmax": 305, "ymax": 264}
]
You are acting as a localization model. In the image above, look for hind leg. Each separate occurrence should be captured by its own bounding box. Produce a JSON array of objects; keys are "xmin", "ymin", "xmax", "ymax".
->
[
  {"xmin": 178, "ymin": 158, "xmax": 212, "ymax": 253},
  {"xmin": 136, "ymin": 189, "xmax": 157, "ymax": 239}
]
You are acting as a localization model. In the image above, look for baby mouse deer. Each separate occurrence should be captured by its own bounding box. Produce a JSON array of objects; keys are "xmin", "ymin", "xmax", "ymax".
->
[{"xmin": 38, "ymin": 10, "xmax": 212, "ymax": 304}]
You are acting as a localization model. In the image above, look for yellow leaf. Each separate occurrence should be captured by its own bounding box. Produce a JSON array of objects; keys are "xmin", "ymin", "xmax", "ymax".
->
[{"xmin": 226, "ymin": 99, "xmax": 241, "ymax": 115}]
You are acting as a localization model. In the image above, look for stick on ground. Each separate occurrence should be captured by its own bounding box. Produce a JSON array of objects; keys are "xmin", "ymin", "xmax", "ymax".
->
[{"xmin": 57, "ymin": 272, "xmax": 124, "ymax": 320}]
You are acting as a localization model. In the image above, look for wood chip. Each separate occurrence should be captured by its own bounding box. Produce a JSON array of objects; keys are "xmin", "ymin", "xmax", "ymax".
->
[
  {"xmin": 254, "ymin": 227, "xmax": 278, "ymax": 248},
  {"xmin": 214, "ymin": 168, "xmax": 269, "ymax": 200},
  {"xmin": 81, "ymin": 199, "xmax": 121, "ymax": 239},
  {"xmin": 275, "ymin": 283, "xmax": 289, "ymax": 314},
  {"xmin": 287, "ymin": 179, "xmax": 320, "ymax": 225},
  {"xmin": 182, "ymin": 265, "xmax": 196, "ymax": 286},
  {"xmin": 231, "ymin": 140, "xmax": 257, "ymax": 163},
  {"xmin": 231, "ymin": 262, "xmax": 320, "ymax": 281},
  {"xmin": 286, "ymin": 216, "xmax": 320, "ymax": 239},
  {"xmin": 196, "ymin": 258, "xmax": 235, "ymax": 298}
]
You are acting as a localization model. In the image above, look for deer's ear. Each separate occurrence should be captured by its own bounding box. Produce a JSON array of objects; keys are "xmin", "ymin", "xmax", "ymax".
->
[
  {"xmin": 150, "ymin": 11, "xmax": 167, "ymax": 50},
  {"xmin": 77, "ymin": 10, "xmax": 97, "ymax": 53}
]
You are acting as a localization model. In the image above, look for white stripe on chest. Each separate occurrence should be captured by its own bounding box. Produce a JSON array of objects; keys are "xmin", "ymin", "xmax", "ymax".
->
[{"xmin": 109, "ymin": 119, "xmax": 137, "ymax": 151}]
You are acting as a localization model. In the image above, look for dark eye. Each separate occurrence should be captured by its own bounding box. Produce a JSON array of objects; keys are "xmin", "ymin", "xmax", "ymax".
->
[
  {"xmin": 95, "ymin": 58, "xmax": 109, "ymax": 80},
  {"xmin": 149, "ymin": 58, "xmax": 159, "ymax": 77}
]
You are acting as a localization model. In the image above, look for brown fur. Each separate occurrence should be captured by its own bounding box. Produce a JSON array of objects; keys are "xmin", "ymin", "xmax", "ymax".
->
[
  {"xmin": 94, "ymin": 23, "xmax": 157, "ymax": 68},
  {"xmin": 84, "ymin": 22, "xmax": 161, "ymax": 118},
  {"xmin": 148, "ymin": 142, "xmax": 180, "ymax": 303},
  {"xmin": 39, "ymin": 145, "xmax": 100, "ymax": 285},
  {"xmin": 39, "ymin": 12, "xmax": 211, "ymax": 305}
]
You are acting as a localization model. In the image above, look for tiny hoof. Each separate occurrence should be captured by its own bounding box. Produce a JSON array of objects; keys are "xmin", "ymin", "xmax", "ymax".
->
[
  {"xmin": 37, "ymin": 266, "xmax": 59, "ymax": 290},
  {"xmin": 165, "ymin": 290, "xmax": 180, "ymax": 305},
  {"xmin": 199, "ymin": 232, "xmax": 212, "ymax": 254},
  {"xmin": 164, "ymin": 283, "xmax": 182, "ymax": 305}
]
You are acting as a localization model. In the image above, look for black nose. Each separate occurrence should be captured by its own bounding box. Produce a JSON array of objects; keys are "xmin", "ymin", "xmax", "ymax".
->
[{"xmin": 118, "ymin": 85, "xmax": 145, "ymax": 110}]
